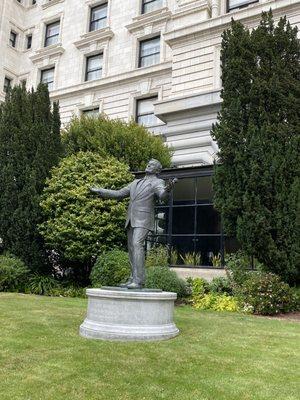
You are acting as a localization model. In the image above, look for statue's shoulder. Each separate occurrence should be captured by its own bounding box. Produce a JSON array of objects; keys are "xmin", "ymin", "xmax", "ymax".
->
[{"xmin": 154, "ymin": 177, "xmax": 165, "ymax": 186}]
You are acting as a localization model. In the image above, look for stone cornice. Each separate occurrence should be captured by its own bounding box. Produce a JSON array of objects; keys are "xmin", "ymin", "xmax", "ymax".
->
[
  {"xmin": 126, "ymin": 8, "xmax": 172, "ymax": 33},
  {"xmin": 50, "ymin": 61, "xmax": 172, "ymax": 100},
  {"xmin": 42, "ymin": 0, "xmax": 65, "ymax": 10},
  {"xmin": 73, "ymin": 28, "xmax": 114, "ymax": 50},
  {"xmin": 172, "ymin": 0, "xmax": 210, "ymax": 20},
  {"xmin": 30, "ymin": 44, "xmax": 65, "ymax": 63},
  {"xmin": 164, "ymin": 0, "xmax": 298, "ymax": 45}
]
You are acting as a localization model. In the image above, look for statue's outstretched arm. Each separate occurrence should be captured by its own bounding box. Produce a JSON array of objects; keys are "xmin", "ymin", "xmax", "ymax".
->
[
  {"xmin": 155, "ymin": 178, "xmax": 178, "ymax": 201},
  {"xmin": 90, "ymin": 184, "xmax": 131, "ymax": 199}
]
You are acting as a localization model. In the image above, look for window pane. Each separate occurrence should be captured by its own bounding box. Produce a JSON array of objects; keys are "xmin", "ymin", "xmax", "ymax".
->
[
  {"xmin": 83, "ymin": 108, "xmax": 99, "ymax": 117},
  {"xmin": 196, "ymin": 176, "xmax": 213, "ymax": 203},
  {"xmin": 87, "ymin": 69, "xmax": 102, "ymax": 80},
  {"xmin": 141, "ymin": 38, "xmax": 160, "ymax": 57},
  {"xmin": 90, "ymin": 4, "xmax": 107, "ymax": 31},
  {"xmin": 172, "ymin": 207, "xmax": 195, "ymax": 234},
  {"xmin": 173, "ymin": 178, "xmax": 195, "ymax": 205},
  {"xmin": 171, "ymin": 236, "xmax": 195, "ymax": 266},
  {"xmin": 41, "ymin": 68, "xmax": 54, "ymax": 90},
  {"xmin": 47, "ymin": 23, "xmax": 60, "ymax": 37},
  {"xmin": 228, "ymin": 0, "xmax": 258, "ymax": 10},
  {"xmin": 195, "ymin": 236, "xmax": 222, "ymax": 266},
  {"xmin": 143, "ymin": 0, "xmax": 163, "ymax": 14},
  {"xmin": 137, "ymin": 114, "xmax": 159, "ymax": 127},
  {"xmin": 87, "ymin": 55, "xmax": 102, "ymax": 70},
  {"xmin": 196, "ymin": 205, "xmax": 221, "ymax": 234}
]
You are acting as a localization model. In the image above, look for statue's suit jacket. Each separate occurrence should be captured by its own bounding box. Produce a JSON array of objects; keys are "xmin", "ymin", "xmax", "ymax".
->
[{"xmin": 99, "ymin": 177, "xmax": 168, "ymax": 231}]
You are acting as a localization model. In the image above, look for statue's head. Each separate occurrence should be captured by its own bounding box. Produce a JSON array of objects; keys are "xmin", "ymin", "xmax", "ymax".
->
[{"xmin": 145, "ymin": 159, "xmax": 162, "ymax": 175}]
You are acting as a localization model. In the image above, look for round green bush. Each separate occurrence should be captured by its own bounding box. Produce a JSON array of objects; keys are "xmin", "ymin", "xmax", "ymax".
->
[
  {"xmin": 90, "ymin": 249, "xmax": 130, "ymax": 287},
  {"xmin": 39, "ymin": 152, "xmax": 133, "ymax": 268},
  {"xmin": 0, "ymin": 254, "xmax": 29, "ymax": 292},
  {"xmin": 209, "ymin": 277, "xmax": 233, "ymax": 295},
  {"xmin": 145, "ymin": 267, "xmax": 188, "ymax": 298},
  {"xmin": 237, "ymin": 272, "xmax": 297, "ymax": 315},
  {"xmin": 62, "ymin": 115, "xmax": 172, "ymax": 171}
]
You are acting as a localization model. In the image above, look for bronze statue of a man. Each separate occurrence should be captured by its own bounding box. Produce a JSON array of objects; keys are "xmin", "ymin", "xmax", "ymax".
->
[{"xmin": 90, "ymin": 159, "xmax": 176, "ymax": 289}]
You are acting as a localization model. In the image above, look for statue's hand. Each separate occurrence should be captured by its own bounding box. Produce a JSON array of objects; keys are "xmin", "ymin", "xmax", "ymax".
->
[
  {"xmin": 166, "ymin": 178, "xmax": 178, "ymax": 192},
  {"xmin": 90, "ymin": 187, "xmax": 104, "ymax": 197}
]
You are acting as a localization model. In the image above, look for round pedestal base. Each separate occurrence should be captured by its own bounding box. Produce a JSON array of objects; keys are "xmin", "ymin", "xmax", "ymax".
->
[{"xmin": 79, "ymin": 288, "xmax": 179, "ymax": 341}]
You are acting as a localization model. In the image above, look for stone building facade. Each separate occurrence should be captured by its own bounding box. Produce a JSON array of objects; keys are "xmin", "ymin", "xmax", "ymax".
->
[
  {"xmin": 0, "ymin": 0, "xmax": 299, "ymax": 272},
  {"xmin": 1, "ymin": 0, "xmax": 299, "ymax": 166}
]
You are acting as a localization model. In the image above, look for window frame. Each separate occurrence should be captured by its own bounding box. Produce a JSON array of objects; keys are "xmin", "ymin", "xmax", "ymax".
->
[
  {"xmin": 3, "ymin": 77, "xmax": 12, "ymax": 93},
  {"xmin": 89, "ymin": 2, "xmax": 108, "ymax": 32},
  {"xmin": 44, "ymin": 20, "xmax": 60, "ymax": 47},
  {"xmin": 138, "ymin": 35, "xmax": 161, "ymax": 68},
  {"xmin": 9, "ymin": 31, "xmax": 17, "ymax": 48},
  {"xmin": 40, "ymin": 67, "xmax": 55, "ymax": 91},
  {"xmin": 227, "ymin": 0, "xmax": 259, "ymax": 12},
  {"xmin": 136, "ymin": 95, "xmax": 160, "ymax": 128},
  {"xmin": 141, "ymin": 0, "xmax": 163, "ymax": 15},
  {"xmin": 26, "ymin": 34, "xmax": 32, "ymax": 50},
  {"xmin": 85, "ymin": 53, "xmax": 103, "ymax": 82}
]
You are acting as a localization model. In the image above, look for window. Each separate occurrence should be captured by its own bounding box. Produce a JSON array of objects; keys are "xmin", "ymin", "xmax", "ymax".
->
[
  {"xmin": 3, "ymin": 77, "xmax": 12, "ymax": 93},
  {"xmin": 85, "ymin": 54, "xmax": 103, "ymax": 81},
  {"xmin": 82, "ymin": 108, "xmax": 99, "ymax": 117},
  {"xmin": 45, "ymin": 21, "xmax": 60, "ymax": 47},
  {"xmin": 26, "ymin": 34, "xmax": 32, "ymax": 49},
  {"xmin": 41, "ymin": 67, "xmax": 54, "ymax": 91},
  {"xmin": 142, "ymin": 0, "xmax": 163, "ymax": 14},
  {"xmin": 90, "ymin": 3, "xmax": 108, "ymax": 32},
  {"xmin": 227, "ymin": 0, "xmax": 259, "ymax": 11},
  {"xmin": 147, "ymin": 172, "xmax": 228, "ymax": 267},
  {"xmin": 139, "ymin": 36, "xmax": 160, "ymax": 68},
  {"xmin": 9, "ymin": 31, "xmax": 17, "ymax": 48},
  {"xmin": 32, "ymin": 0, "xmax": 36, "ymax": 4},
  {"xmin": 136, "ymin": 97, "xmax": 161, "ymax": 128}
]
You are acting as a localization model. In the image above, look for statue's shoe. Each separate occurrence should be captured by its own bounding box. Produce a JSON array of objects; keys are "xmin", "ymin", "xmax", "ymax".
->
[
  {"xmin": 126, "ymin": 281, "xmax": 142, "ymax": 289},
  {"xmin": 119, "ymin": 279, "xmax": 133, "ymax": 288}
]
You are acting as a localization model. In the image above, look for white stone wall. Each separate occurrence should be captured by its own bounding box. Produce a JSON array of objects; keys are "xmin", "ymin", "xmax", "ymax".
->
[{"xmin": 0, "ymin": 0, "xmax": 299, "ymax": 165}]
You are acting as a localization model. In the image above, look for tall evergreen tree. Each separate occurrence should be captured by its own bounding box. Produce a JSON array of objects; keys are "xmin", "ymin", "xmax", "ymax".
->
[
  {"xmin": 0, "ymin": 84, "xmax": 63, "ymax": 272},
  {"xmin": 212, "ymin": 12, "xmax": 300, "ymax": 283}
]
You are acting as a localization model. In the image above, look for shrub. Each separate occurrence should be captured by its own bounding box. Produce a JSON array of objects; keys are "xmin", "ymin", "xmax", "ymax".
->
[
  {"xmin": 0, "ymin": 254, "xmax": 29, "ymax": 292},
  {"xmin": 237, "ymin": 272, "xmax": 298, "ymax": 315},
  {"xmin": 209, "ymin": 277, "xmax": 233, "ymax": 295},
  {"xmin": 193, "ymin": 293, "xmax": 240, "ymax": 312},
  {"xmin": 191, "ymin": 277, "xmax": 209, "ymax": 299},
  {"xmin": 146, "ymin": 245, "xmax": 169, "ymax": 268},
  {"xmin": 48, "ymin": 285, "xmax": 86, "ymax": 298},
  {"xmin": 27, "ymin": 274, "xmax": 60, "ymax": 295},
  {"xmin": 145, "ymin": 267, "xmax": 188, "ymax": 298},
  {"xmin": 62, "ymin": 115, "xmax": 172, "ymax": 171},
  {"xmin": 225, "ymin": 251, "xmax": 253, "ymax": 287},
  {"xmin": 39, "ymin": 152, "xmax": 133, "ymax": 277},
  {"xmin": 90, "ymin": 249, "xmax": 130, "ymax": 287}
]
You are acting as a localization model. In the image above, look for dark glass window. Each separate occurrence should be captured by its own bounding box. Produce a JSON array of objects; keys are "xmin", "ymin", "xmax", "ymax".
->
[
  {"xmin": 139, "ymin": 36, "xmax": 160, "ymax": 68},
  {"xmin": 227, "ymin": 0, "xmax": 259, "ymax": 11},
  {"xmin": 82, "ymin": 108, "xmax": 99, "ymax": 117},
  {"xmin": 3, "ymin": 77, "xmax": 12, "ymax": 93},
  {"xmin": 85, "ymin": 54, "xmax": 103, "ymax": 81},
  {"xmin": 32, "ymin": 0, "xmax": 36, "ymax": 5},
  {"xmin": 142, "ymin": 0, "xmax": 163, "ymax": 14},
  {"xmin": 45, "ymin": 21, "xmax": 60, "ymax": 47},
  {"xmin": 136, "ymin": 96, "xmax": 161, "ymax": 128},
  {"xmin": 9, "ymin": 31, "xmax": 17, "ymax": 47},
  {"xmin": 26, "ymin": 34, "xmax": 32, "ymax": 49},
  {"xmin": 148, "ymin": 172, "xmax": 226, "ymax": 268},
  {"xmin": 41, "ymin": 68, "xmax": 54, "ymax": 91},
  {"xmin": 90, "ymin": 3, "xmax": 108, "ymax": 32}
]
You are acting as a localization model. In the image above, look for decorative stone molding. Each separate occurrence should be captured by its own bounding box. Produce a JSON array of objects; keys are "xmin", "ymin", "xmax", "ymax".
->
[
  {"xmin": 126, "ymin": 7, "xmax": 172, "ymax": 35},
  {"xmin": 30, "ymin": 44, "xmax": 65, "ymax": 65},
  {"xmin": 42, "ymin": 0, "xmax": 65, "ymax": 10},
  {"xmin": 172, "ymin": 0, "xmax": 211, "ymax": 20},
  {"xmin": 73, "ymin": 27, "xmax": 114, "ymax": 52}
]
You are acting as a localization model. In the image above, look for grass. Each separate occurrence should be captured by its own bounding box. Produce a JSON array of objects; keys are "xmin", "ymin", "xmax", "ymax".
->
[{"xmin": 0, "ymin": 293, "xmax": 299, "ymax": 400}]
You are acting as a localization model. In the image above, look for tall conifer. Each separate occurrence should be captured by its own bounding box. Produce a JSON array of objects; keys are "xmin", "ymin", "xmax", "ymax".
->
[
  {"xmin": 212, "ymin": 12, "xmax": 300, "ymax": 283},
  {"xmin": 0, "ymin": 84, "xmax": 62, "ymax": 271}
]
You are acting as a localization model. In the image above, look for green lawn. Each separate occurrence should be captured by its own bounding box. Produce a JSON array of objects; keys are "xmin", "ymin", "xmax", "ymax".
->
[{"xmin": 0, "ymin": 294, "xmax": 299, "ymax": 400}]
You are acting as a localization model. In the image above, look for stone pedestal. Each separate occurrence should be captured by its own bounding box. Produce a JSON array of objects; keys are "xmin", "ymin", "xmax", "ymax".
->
[{"xmin": 79, "ymin": 288, "xmax": 179, "ymax": 341}]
